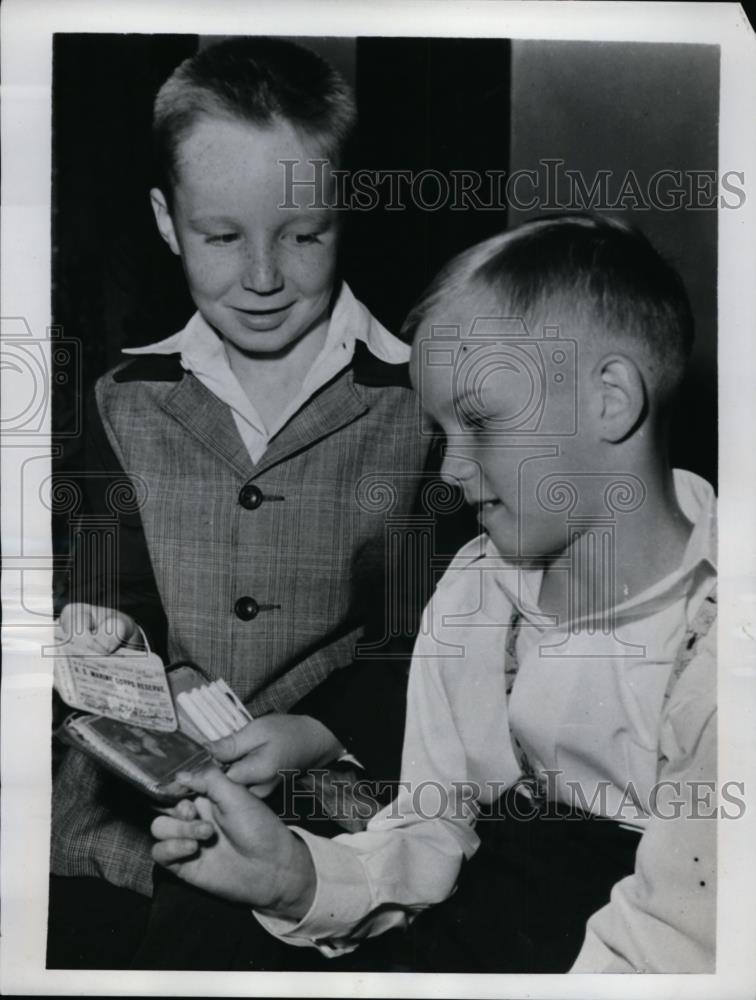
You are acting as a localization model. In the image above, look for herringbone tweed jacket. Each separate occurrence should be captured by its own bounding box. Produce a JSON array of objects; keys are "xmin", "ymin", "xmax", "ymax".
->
[{"xmin": 51, "ymin": 341, "xmax": 441, "ymax": 896}]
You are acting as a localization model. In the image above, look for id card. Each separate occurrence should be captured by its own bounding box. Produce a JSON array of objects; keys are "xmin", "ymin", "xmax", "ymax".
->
[{"xmin": 54, "ymin": 649, "xmax": 178, "ymax": 732}]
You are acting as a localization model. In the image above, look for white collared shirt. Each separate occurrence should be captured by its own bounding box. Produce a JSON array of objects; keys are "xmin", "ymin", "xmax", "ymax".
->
[
  {"xmin": 258, "ymin": 469, "xmax": 717, "ymax": 972},
  {"xmin": 124, "ymin": 283, "xmax": 409, "ymax": 464}
]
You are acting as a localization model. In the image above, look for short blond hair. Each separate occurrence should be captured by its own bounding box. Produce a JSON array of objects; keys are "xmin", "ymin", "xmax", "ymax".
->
[
  {"xmin": 404, "ymin": 213, "xmax": 694, "ymax": 401},
  {"xmin": 153, "ymin": 36, "xmax": 356, "ymax": 200}
]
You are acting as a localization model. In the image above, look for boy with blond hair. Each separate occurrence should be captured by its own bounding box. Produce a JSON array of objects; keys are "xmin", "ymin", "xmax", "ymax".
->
[{"xmin": 152, "ymin": 214, "xmax": 718, "ymax": 973}]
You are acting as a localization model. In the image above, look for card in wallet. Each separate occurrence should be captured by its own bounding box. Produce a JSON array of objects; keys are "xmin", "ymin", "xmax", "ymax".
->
[{"xmin": 54, "ymin": 646, "xmax": 177, "ymax": 730}]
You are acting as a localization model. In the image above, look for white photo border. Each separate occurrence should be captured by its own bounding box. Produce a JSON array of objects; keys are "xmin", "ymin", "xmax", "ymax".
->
[{"xmin": 2, "ymin": 0, "xmax": 755, "ymax": 996}]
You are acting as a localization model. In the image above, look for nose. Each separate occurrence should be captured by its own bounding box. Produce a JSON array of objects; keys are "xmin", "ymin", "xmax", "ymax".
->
[{"xmin": 240, "ymin": 241, "xmax": 284, "ymax": 296}]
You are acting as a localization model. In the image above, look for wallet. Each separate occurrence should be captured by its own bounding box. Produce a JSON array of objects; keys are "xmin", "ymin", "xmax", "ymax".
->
[{"xmin": 55, "ymin": 654, "xmax": 252, "ymax": 803}]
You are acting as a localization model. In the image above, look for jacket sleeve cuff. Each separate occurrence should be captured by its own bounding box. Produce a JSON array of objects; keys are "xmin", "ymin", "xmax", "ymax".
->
[{"xmin": 253, "ymin": 827, "xmax": 373, "ymax": 953}]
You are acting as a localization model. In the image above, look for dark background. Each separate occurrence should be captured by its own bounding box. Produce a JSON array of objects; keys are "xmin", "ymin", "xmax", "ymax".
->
[
  {"xmin": 508, "ymin": 39, "xmax": 719, "ymax": 491},
  {"xmin": 51, "ymin": 34, "xmax": 513, "ymax": 470},
  {"xmin": 52, "ymin": 34, "xmax": 718, "ymax": 491}
]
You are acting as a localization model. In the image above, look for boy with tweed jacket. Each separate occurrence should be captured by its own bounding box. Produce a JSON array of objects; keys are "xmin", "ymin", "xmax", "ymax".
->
[{"xmin": 49, "ymin": 37, "xmax": 456, "ymax": 966}]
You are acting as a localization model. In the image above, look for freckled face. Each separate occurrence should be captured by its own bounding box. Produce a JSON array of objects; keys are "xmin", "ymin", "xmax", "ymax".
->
[
  {"xmin": 410, "ymin": 291, "xmax": 593, "ymax": 561},
  {"xmin": 152, "ymin": 116, "xmax": 339, "ymax": 356}
]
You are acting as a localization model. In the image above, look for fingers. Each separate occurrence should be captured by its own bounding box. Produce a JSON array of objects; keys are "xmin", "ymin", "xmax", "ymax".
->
[
  {"xmin": 225, "ymin": 753, "xmax": 278, "ymax": 785},
  {"xmin": 103, "ymin": 611, "xmax": 141, "ymax": 649},
  {"xmin": 210, "ymin": 726, "xmax": 281, "ymax": 784},
  {"xmin": 247, "ymin": 778, "xmax": 281, "ymax": 799},
  {"xmin": 153, "ymin": 839, "xmax": 200, "ymax": 867},
  {"xmin": 209, "ymin": 722, "xmax": 266, "ymax": 763},
  {"xmin": 56, "ymin": 603, "xmax": 95, "ymax": 644},
  {"xmin": 176, "ymin": 765, "xmax": 257, "ymax": 816},
  {"xmin": 56, "ymin": 603, "xmax": 140, "ymax": 655},
  {"xmin": 175, "ymin": 798, "xmax": 199, "ymax": 820},
  {"xmin": 154, "ymin": 798, "xmax": 199, "ymax": 820},
  {"xmin": 207, "ymin": 720, "xmax": 283, "ymax": 785},
  {"xmin": 151, "ymin": 813, "xmax": 214, "ymax": 843}
]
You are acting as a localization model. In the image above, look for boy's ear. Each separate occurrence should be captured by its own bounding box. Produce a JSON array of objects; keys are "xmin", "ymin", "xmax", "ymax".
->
[
  {"xmin": 150, "ymin": 188, "xmax": 181, "ymax": 256},
  {"xmin": 592, "ymin": 353, "xmax": 647, "ymax": 443}
]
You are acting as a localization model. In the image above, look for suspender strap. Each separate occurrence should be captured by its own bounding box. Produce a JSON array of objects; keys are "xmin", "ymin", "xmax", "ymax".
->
[
  {"xmin": 656, "ymin": 586, "xmax": 717, "ymax": 776},
  {"xmin": 505, "ymin": 587, "xmax": 718, "ymax": 801},
  {"xmin": 661, "ymin": 587, "xmax": 717, "ymax": 708},
  {"xmin": 504, "ymin": 611, "xmax": 549, "ymax": 809}
]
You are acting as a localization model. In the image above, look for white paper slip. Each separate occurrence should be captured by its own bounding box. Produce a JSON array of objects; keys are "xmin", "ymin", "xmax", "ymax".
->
[{"xmin": 54, "ymin": 650, "xmax": 178, "ymax": 731}]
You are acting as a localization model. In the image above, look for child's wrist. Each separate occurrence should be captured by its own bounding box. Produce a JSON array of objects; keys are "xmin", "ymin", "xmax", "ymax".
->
[{"xmin": 261, "ymin": 831, "xmax": 316, "ymax": 920}]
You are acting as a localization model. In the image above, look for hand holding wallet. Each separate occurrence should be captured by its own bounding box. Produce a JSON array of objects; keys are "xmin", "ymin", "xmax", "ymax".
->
[{"xmin": 55, "ymin": 645, "xmax": 252, "ymax": 803}]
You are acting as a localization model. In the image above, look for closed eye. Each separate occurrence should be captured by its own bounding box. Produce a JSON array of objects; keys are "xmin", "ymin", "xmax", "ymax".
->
[
  {"xmin": 205, "ymin": 233, "xmax": 240, "ymax": 246},
  {"xmin": 286, "ymin": 230, "xmax": 323, "ymax": 246}
]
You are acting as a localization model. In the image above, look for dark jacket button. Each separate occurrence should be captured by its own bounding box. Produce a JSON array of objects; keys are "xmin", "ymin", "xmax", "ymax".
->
[
  {"xmin": 234, "ymin": 596, "xmax": 259, "ymax": 621},
  {"xmin": 238, "ymin": 485, "xmax": 263, "ymax": 510}
]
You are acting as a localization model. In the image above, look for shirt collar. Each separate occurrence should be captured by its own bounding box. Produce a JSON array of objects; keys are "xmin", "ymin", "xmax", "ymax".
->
[
  {"xmin": 122, "ymin": 282, "xmax": 409, "ymax": 373},
  {"xmin": 607, "ymin": 467, "xmax": 716, "ymax": 623}
]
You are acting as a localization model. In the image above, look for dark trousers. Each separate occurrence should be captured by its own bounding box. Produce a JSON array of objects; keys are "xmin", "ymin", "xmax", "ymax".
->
[
  {"xmin": 48, "ymin": 793, "xmax": 640, "ymax": 972},
  {"xmin": 46, "ymin": 875, "xmax": 152, "ymax": 970},
  {"xmin": 407, "ymin": 795, "xmax": 642, "ymax": 972}
]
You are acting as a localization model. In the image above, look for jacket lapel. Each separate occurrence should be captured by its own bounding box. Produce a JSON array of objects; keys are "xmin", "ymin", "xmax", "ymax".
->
[
  {"xmin": 157, "ymin": 366, "xmax": 369, "ymax": 480},
  {"xmin": 159, "ymin": 373, "xmax": 256, "ymax": 479},
  {"xmin": 252, "ymin": 368, "xmax": 368, "ymax": 477}
]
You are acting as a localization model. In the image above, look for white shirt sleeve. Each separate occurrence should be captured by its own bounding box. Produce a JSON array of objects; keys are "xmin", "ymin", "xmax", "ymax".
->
[
  {"xmin": 255, "ymin": 564, "xmax": 523, "ymax": 955},
  {"xmin": 254, "ymin": 650, "xmax": 484, "ymax": 954},
  {"xmin": 570, "ymin": 631, "xmax": 717, "ymax": 973}
]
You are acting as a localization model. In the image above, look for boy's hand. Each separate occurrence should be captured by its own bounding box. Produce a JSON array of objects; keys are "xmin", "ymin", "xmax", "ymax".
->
[
  {"xmin": 151, "ymin": 766, "xmax": 316, "ymax": 918},
  {"xmin": 56, "ymin": 602, "xmax": 141, "ymax": 656},
  {"xmin": 209, "ymin": 714, "xmax": 344, "ymax": 797},
  {"xmin": 154, "ymin": 798, "xmax": 199, "ymax": 820}
]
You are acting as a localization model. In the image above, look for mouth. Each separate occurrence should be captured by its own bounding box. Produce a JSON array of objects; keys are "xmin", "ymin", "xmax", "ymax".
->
[
  {"xmin": 230, "ymin": 302, "xmax": 296, "ymax": 332},
  {"xmin": 476, "ymin": 498, "xmax": 502, "ymax": 512},
  {"xmin": 233, "ymin": 302, "xmax": 295, "ymax": 316}
]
